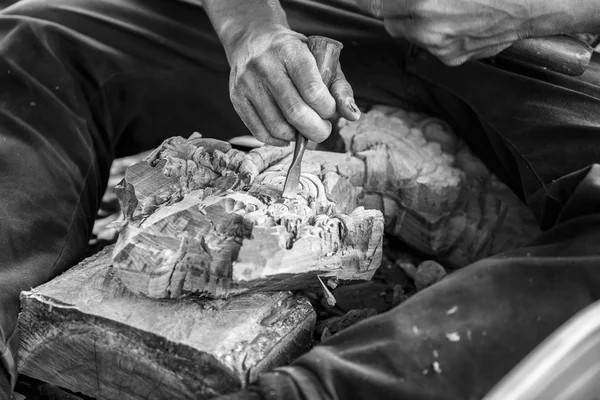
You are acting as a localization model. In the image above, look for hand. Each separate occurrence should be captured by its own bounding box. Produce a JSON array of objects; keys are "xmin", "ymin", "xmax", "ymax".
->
[
  {"xmin": 226, "ymin": 24, "xmax": 360, "ymax": 146},
  {"xmin": 356, "ymin": 0, "xmax": 585, "ymax": 66}
]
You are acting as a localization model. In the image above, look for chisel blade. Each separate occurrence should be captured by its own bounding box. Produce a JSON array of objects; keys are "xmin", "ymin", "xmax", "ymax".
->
[
  {"xmin": 281, "ymin": 36, "xmax": 343, "ymax": 199},
  {"xmin": 282, "ymin": 133, "xmax": 308, "ymax": 198}
]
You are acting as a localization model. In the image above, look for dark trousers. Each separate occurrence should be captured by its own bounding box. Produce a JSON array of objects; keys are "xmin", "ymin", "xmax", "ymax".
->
[{"xmin": 1, "ymin": 0, "xmax": 599, "ymax": 398}]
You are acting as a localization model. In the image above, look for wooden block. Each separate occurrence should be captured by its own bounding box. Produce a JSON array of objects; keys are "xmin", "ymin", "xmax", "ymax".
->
[
  {"xmin": 112, "ymin": 134, "xmax": 384, "ymax": 299},
  {"xmin": 339, "ymin": 105, "xmax": 541, "ymax": 268},
  {"xmin": 111, "ymin": 105, "xmax": 541, "ymax": 301},
  {"xmin": 18, "ymin": 246, "xmax": 316, "ymax": 400}
]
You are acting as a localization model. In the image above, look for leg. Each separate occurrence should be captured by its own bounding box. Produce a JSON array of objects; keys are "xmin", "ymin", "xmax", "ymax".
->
[
  {"xmin": 4, "ymin": 1, "xmax": 594, "ymax": 399},
  {"xmin": 406, "ymin": 49, "xmax": 600, "ymax": 219},
  {"xmin": 0, "ymin": 12, "xmax": 107, "ymax": 395},
  {"xmin": 256, "ymin": 210, "xmax": 600, "ymax": 400},
  {"xmin": 0, "ymin": 0, "xmax": 404, "ymax": 396},
  {"xmin": 0, "ymin": 0, "xmax": 257, "ymax": 394},
  {"xmin": 222, "ymin": 13, "xmax": 600, "ymax": 400}
]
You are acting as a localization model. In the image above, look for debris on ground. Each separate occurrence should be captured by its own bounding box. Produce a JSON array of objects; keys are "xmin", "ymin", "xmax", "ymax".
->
[{"xmin": 414, "ymin": 260, "xmax": 448, "ymax": 291}]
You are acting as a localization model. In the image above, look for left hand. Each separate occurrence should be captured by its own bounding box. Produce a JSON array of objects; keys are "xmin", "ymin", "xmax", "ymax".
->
[{"xmin": 355, "ymin": 0, "xmax": 576, "ymax": 66}]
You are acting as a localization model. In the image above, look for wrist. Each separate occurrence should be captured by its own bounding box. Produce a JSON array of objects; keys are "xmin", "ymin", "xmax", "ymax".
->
[{"xmin": 202, "ymin": 0, "xmax": 289, "ymax": 63}]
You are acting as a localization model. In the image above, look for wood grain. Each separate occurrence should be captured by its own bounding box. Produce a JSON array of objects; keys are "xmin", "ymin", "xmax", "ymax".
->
[
  {"xmin": 112, "ymin": 105, "xmax": 540, "ymax": 300},
  {"xmin": 112, "ymin": 132, "xmax": 384, "ymax": 299},
  {"xmin": 18, "ymin": 246, "xmax": 315, "ymax": 400},
  {"xmin": 18, "ymin": 105, "xmax": 541, "ymax": 399},
  {"xmin": 339, "ymin": 105, "xmax": 541, "ymax": 268}
]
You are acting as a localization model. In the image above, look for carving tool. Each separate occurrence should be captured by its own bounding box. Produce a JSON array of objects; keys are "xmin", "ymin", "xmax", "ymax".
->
[{"xmin": 282, "ymin": 36, "xmax": 343, "ymax": 198}]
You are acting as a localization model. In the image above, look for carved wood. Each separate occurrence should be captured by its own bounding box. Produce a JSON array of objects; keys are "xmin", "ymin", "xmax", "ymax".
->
[
  {"xmin": 341, "ymin": 105, "xmax": 540, "ymax": 267},
  {"xmin": 17, "ymin": 105, "xmax": 541, "ymax": 399},
  {"xmin": 18, "ymin": 246, "xmax": 316, "ymax": 400},
  {"xmin": 111, "ymin": 106, "xmax": 540, "ymax": 299},
  {"xmin": 112, "ymin": 132, "xmax": 384, "ymax": 299}
]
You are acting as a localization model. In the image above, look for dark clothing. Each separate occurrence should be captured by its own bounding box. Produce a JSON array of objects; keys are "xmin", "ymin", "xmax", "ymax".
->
[{"xmin": 0, "ymin": 0, "xmax": 599, "ymax": 398}]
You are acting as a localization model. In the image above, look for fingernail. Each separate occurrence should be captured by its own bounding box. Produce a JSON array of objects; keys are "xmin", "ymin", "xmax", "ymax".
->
[{"xmin": 347, "ymin": 99, "xmax": 361, "ymax": 119}]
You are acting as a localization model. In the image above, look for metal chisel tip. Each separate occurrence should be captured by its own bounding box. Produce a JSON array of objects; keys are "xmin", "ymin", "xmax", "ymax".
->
[{"xmin": 282, "ymin": 134, "xmax": 307, "ymax": 198}]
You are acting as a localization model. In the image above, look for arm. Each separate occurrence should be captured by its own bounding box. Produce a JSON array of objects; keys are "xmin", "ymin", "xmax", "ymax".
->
[
  {"xmin": 356, "ymin": 0, "xmax": 600, "ymax": 67},
  {"xmin": 200, "ymin": 0, "xmax": 360, "ymax": 146},
  {"xmin": 202, "ymin": 0, "xmax": 289, "ymax": 56}
]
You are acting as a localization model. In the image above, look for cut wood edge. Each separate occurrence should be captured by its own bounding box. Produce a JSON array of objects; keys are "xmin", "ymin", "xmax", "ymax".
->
[{"xmin": 18, "ymin": 246, "xmax": 316, "ymax": 400}]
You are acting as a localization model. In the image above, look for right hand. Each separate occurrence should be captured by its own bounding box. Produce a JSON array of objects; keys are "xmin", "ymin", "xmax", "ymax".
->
[{"xmin": 226, "ymin": 24, "xmax": 360, "ymax": 146}]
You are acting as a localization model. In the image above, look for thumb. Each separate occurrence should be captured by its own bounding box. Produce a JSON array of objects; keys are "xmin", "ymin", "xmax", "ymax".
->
[
  {"xmin": 330, "ymin": 63, "xmax": 361, "ymax": 121},
  {"xmin": 354, "ymin": 0, "xmax": 384, "ymax": 19}
]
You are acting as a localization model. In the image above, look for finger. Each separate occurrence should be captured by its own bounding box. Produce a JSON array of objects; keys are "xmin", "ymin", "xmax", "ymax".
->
[
  {"xmin": 434, "ymin": 38, "xmax": 516, "ymax": 66},
  {"xmin": 252, "ymin": 89, "xmax": 297, "ymax": 142},
  {"xmin": 470, "ymin": 42, "xmax": 514, "ymax": 61},
  {"xmin": 286, "ymin": 47, "xmax": 336, "ymax": 120},
  {"xmin": 268, "ymin": 75, "xmax": 333, "ymax": 143},
  {"xmin": 230, "ymin": 94, "xmax": 289, "ymax": 147},
  {"xmin": 451, "ymin": 31, "xmax": 519, "ymax": 56},
  {"xmin": 330, "ymin": 63, "xmax": 361, "ymax": 121}
]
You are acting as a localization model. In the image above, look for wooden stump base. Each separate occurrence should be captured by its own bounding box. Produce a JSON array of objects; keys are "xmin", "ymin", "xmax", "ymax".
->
[{"xmin": 18, "ymin": 246, "xmax": 315, "ymax": 400}]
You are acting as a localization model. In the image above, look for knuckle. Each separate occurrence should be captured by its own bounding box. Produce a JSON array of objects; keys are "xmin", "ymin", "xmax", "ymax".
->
[
  {"xmin": 231, "ymin": 73, "xmax": 254, "ymax": 97},
  {"xmin": 440, "ymin": 55, "xmax": 465, "ymax": 67},
  {"xmin": 412, "ymin": 27, "xmax": 441, "ymax": 47},
  {"xmin": 270, "ymin": 120, "xmax": 295, "ymax": 140},
  {"xmin": 302, "ymin": 84, "xmax": 336, "ymax": 117},
  {"xmin": 321, "ymin": 106, "xmax": 336, "ymax": 120},
  {"xmin": 252, "ymin": 128, "xmax": 270, "ymax": 143},
  {"xmin": 426, "ymin": 33, "xmax": 448, "ymax": 48},
  {"xmin": 428, "ymin": 45, "xmax": 450, "ymax": 57},
  {"xmin": 279, "ymin": 40, "xmax": 302, "ymax": 55},
  {"xmin": 309, "ymin": 123, "xmax": 332, "ymax": 143},
  {"xmin": 229, "ymin": 73, "xmax": 244, "ymax": 93},
  {"xmin": 284, "ymin": 104, "xmax": 310, "ymax": 125},
  {"xmin": 246, "ymin": 54, "xmax": 272, "ymax": 73},
  {"xmin": 301, "ymin": 81, "xmax": 327, "ymax": 104},
  {"xmin": 279, "ymin": 41, "xmax": 307, "ymax": 65},
  {"xmin": 229, "ymin": 93, "xmax": 245, "ymax": 114}
]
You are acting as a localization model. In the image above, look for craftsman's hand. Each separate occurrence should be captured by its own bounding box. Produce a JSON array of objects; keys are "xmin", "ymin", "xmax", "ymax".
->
[
  {"xmin": 356, "ymin": 0, "xmax": 597, "ymax": 66},
  {"xmin": 226, "ymin": 25, "xmax": 360, "ymax": 146}
]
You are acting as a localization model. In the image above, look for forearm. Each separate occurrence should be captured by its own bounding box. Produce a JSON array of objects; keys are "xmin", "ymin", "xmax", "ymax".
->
[
  {"xmin": 200, "ymin": 0, "xmax": 288, "ymax": 60},
  {"xmin": 525, "ymin": 0, "xmax": 600, "ymax": 35},
  {"xmin": 572, "ymin": 0, "xmax": 600, "ymax": 33}
]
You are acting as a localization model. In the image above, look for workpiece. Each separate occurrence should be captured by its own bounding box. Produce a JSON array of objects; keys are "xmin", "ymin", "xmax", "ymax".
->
[
  {"xmin": 340, "ymin": 105, "xmax": 539, "ymax": 267},
  {"xmin": 111, "ymin": 132, "xmax": 385, "ymax": 299},
  {"xmin": 111, "ymin": 106, "xmax": 539, "ymax": 299},
  {"xmin": 17, "ymin": 105, "xmax": 540, "ymax": 400}
]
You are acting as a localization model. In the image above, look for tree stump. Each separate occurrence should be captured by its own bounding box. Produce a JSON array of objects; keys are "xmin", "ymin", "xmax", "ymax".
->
[{"xmin": 18, "ymin": 247, "xmax": 315, "ymax": 400}]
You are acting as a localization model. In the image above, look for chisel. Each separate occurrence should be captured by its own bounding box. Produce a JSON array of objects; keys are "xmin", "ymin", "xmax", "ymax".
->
[{"xmin": 282, "ymin": 36, "xmax": 343, "ymax": 198}]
